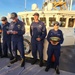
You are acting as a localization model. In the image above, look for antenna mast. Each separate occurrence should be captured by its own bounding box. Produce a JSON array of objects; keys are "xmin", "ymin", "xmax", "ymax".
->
[{"xmin": 25, "ymin": 0, "xmax": 26, "ymax": 11}]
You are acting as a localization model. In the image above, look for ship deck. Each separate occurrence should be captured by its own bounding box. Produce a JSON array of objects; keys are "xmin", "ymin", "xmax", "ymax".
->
[{"xmin": 0, "ymin": 46, "xmax": 75, "ymax": 75}]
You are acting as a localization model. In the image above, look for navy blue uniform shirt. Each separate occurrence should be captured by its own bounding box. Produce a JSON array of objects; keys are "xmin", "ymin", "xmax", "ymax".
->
[
  {"xmin": 30, "ymin": 20, "xmax": 47, "ymax": 40},
  {"xmin": 0, "ymin": 25, "xmax": 2, "ymax": 38},
  {"xmin": 1, "ymin": 22, "xmax": 11, "ymax": 41},
  {"xmin": 9, "ymin": 19, "xmax": 25, "ymax": 41},
  {"xmin": 47, "ymin": 29, "xmax": 64, "ymax": 45}
]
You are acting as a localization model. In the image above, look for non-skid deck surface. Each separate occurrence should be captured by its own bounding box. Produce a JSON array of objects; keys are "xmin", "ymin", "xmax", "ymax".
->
[{"xmin": 0, "ymin": 46, "xmax": 75, "ymax": 75}]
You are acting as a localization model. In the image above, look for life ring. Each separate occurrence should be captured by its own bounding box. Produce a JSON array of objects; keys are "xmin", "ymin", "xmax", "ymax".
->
[{"xmin": 23, "ymin": 39, "xmax": 32, "ymax": 55}]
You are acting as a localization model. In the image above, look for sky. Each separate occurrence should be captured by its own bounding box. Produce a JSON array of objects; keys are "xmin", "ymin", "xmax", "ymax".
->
[{"xmin": 0, "ymin": 0, "xmax": 75, "ymax": 17}]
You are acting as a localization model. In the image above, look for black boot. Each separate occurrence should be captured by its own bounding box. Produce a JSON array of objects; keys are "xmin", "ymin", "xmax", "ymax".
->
[
  {"xmin": 9, "ymin": 52, "xmax": 14, "ymax": 60},
  {"xmin": 10, "ymin": 58, "xmax": 18, "ymax": 64},
  {"xmin": 1, "ymin": 54, "xmax": 8, "ymax": 58},
  {"xmin": 39, "ymin": 60, "xmax": 43, "ymax": 67},
  {"xmin": 45, "ymin": 66, "xmax": 50, "ymax": 72},
  {"xmin": 10, "ymin": 56, "xmax": 14, "ymax": 60},
  {"xmin": 0, "ymin": 52, "xmax": 2, "ymax": 58},
  {"xmin": 21, "ymin": 58, "xmax": 25, "ymax": 67},
  {"xmin": 31, "ymin": 59, "xmax": 37, "ymax": 65},
  {"xmin": 0, "ymin": 47, "xmax": 2, "ymax": 57},
  {"xmin": 55, "ymin": 66, "xmax": 60, "ymax": 74}
]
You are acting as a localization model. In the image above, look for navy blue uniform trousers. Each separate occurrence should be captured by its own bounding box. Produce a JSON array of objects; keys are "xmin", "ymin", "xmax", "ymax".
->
[
  {"xmin": 0, "ymin": 39, "xmax": 2, "ymax": 56},
  {"xmin": 12, "ymin": 39, "xmax": 25, "ymax": 58},
  {"xmin": 47, "ymin": 44, "xmax": 60, "ymax": 68},
  {"xmin": 31, "ymin": 38, "xmax": 44, "ymax": 60},
  {"xmin": 3, "ymin": 40, "xmax": 12, "ymax": 56}
]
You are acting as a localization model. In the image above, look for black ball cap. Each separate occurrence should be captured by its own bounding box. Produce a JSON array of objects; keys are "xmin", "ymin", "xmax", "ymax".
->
[
  {"xmin": 10, "ymin": 12, "xmax": 17, "ymax": 19},
  {"xmin": 33, "ymin": 13, "xmax": 39, "ymax": 16},
  {"xmin": 1, "ymin": 17, "xmax": 7, "ymax": 21},
  {"xmin": 53, "ymin": 21, "xmax": 59, "ymax": 26}
]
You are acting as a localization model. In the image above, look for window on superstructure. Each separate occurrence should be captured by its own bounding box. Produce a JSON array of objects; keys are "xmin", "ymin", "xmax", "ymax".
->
[
  {"xmin": 26, "ymin": 18, "xmax": 30, "ymax": 26},
  {"xmin": 31, "ymin": 17, "xmax": 34, "ymax": 22},
  {"xmin": 22, "ymin": 18, "xmax": 25, "ymax": 23},
  {"xmin": 68, "ymin": 18, "xmax": 74, "ymax": 27},
  {"xmin": 60, "ymin": 18, "xmax": 66, "ymax": 27},
  {"xmin": 40, "ymin": 17, "xmax": 46, "ymax": 25},
  {"xmin": 49, "ymin": 17, "xmax": 56, "ymax": 27}
]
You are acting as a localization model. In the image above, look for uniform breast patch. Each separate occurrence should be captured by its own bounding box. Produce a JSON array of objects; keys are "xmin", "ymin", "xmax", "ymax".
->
[
  {"xmin": 39, "ymin": 25, "xmax": 42, "ymax": 29},
  {"xmin": 17, "ymin": 25, "xmax": 21, "ymax": 29},
  {"xmin": 6, "ymin": 26, "xmax": 9, "ymax": 29}
]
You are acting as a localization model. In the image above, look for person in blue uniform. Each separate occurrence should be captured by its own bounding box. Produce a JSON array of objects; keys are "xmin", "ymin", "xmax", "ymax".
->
[
  {"xmin": 8, "ymin": 12, "xmax": 25, "ymax": 67},
  {"xmin": 30, "ymin": 13, "xmax": 47, "ymax": 67},
  {"xmin": 0, "ymin": 25, "xmax": 2, "ymax": 57},
  {"xmin": 1, "ymin": 17, "xmax": 14, "ymax": 59},
  {"xmin": 45, "ymin": 21, "xmax": 64, "ymax": 74}
]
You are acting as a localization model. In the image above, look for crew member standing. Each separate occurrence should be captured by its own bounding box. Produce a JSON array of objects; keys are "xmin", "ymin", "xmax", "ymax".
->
[
  {"xmin": 45, "ymin": 21, "xmax": 64, "ymax": 74},
  {"xmin": 8, "ymin": 12, "xmax": 25, "ymax": 67},
  {"xmin": 0, "ymin": 25, "xmax": 2, "ymax": 57},
  {"xmin": 1, "ymin": 17, "xmax": 13, "ymax": 59},
  {"xmin": 30, "ymin": 13, "xmax": 47, "ymax": 67}
]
